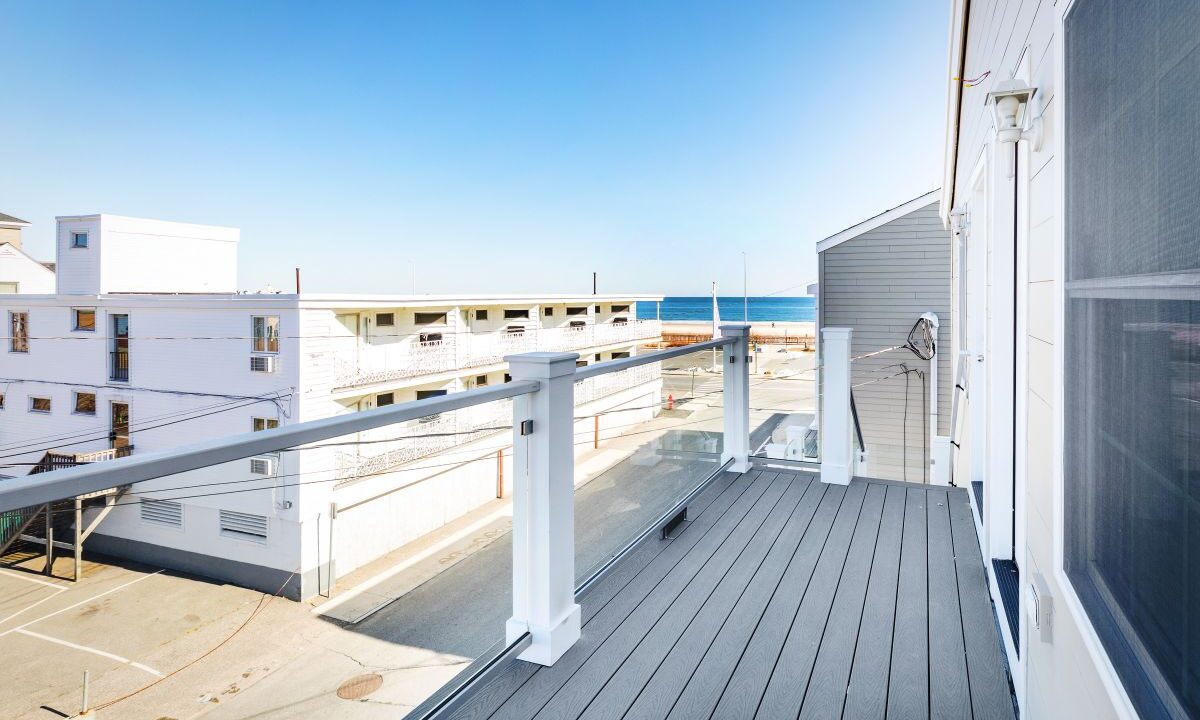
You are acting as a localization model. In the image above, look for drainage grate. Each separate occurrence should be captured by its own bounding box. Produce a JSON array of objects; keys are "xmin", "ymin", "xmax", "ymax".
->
[{"xmin": 336, "ymin": 673, "xmax": 384, "ymax": 700}]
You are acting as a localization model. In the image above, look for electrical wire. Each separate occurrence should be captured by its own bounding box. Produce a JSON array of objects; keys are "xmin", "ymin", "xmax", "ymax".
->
[{"xmin": 0, "ymin": 392, "xmax": 292, "ymax": 456}]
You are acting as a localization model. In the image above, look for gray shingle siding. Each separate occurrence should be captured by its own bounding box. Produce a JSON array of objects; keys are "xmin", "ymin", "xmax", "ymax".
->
[{"xmin": 819, "ymin": 202, "xmax": 951, "ymax": 483}]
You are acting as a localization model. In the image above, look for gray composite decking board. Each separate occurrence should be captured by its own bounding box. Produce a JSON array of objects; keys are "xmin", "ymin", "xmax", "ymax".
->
[
  {"xmin": 796, "ymin": 482, "xmax": 889, "ymax": 720},
  {"xmin": 489, "ymin": 472, "xmax": 777, "ymax": 720},
  {"xmin": 755, "ymin": 480, "xmax": 877, "ymax": 718},
  {"xmin": 627, "ymin": 479, "xmax": 830, "ymax": 720},
  {"xmin": 926, "ymin": 488, "xmax": 973, "ymax": 720},
  {"xmin": 842, "ymin": 483, "xmax": 908, "ymax": 720},
  {"xmin": 531, "ymin": 475, "xmax": 792, "ymax": 720},
  {"xmin": 887, "ymin": 486, "xmax": 930, "ymax": 720},
  {"xmin": 576, "ymin": 475, "xmax": 814, "ymax": 720},
  {"xmin": 703, "ymin": 483, "xmax": 850, "ymax": 720},
  {"xmin": 948, "ymin": 490, "xmax": 1017, "ymax": 720},
  {"xmin": 447, "ymin": 470, "xmax": 750, "ymax": 720},
  {"xmin": 445, "ymin": 476, "xmax": 1015, "ymax": 720}
]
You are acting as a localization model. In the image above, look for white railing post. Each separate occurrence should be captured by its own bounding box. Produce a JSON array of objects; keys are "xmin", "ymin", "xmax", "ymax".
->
[
  {"xmin": 820, "ymin": 327, "xmax": 853, "ymax": 485},
  {"xmin": 505, "ymin": 351, "xmax": 582, "ymax": 666},
  {"xmin": 719, "ymin": 324, "xmax": 752, "ymax": 473}
]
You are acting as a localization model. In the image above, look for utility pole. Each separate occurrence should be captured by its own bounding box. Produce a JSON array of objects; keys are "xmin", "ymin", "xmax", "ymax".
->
[
  {"xmin": 742, "ymin": 252, "xmax": 748, "ymax": 322},
  {"xmin": 592, "ymin": 272, "xmax": 597, "ymax": 295}
]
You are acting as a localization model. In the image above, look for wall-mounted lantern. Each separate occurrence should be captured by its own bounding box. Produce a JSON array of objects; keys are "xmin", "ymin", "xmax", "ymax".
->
[{"xmin": 986, "ymin": 79, "xmax": 1043, "ymax": 177}]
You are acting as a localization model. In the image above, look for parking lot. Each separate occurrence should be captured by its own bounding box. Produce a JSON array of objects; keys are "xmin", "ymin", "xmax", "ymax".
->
[{"xmin": 0, "ymin": 550, "xmax": 312, "ymax": 720}]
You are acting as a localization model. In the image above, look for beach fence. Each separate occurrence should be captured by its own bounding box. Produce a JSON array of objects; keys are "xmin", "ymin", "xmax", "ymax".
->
[{"xmin": 660, "ymin": 327, "xmax": 814, "ymax": 350}]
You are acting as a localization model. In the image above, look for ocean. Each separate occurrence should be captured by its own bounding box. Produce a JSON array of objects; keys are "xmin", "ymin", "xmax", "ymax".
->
[{"xmin": 637, "ymin": 296, "xmax": 815, "ymax": 323}]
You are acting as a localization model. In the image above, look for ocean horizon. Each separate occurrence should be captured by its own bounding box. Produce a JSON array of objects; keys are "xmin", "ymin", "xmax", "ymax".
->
[{"xmin": 637, "ymin": 296, "xmax": 815, "ymax": 323}]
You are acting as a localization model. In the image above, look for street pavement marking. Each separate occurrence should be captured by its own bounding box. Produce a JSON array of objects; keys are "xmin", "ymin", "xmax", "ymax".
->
[
  {"xmin": 15, "ymin": 628, "xmax": 163, "ymax": 677},
  {"xmin": 0, "ymin": 569, "xmax": 163, "ymax": 639},
  {"xmin": 0, "ymin": 569, "xmax": 66, "ymax": 589},
  {"xmin": 312, "ymin": 505, "xmax": 512, "ymax": 621},
  {"xmin": 0, "ymin": 586, "xmax": 67, "ymax": 627}
]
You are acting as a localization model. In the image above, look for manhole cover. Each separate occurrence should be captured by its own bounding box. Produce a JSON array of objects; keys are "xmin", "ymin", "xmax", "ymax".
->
[{"xmin": 336, "ymin": 673, "xmax": 384, "ymax": 700}]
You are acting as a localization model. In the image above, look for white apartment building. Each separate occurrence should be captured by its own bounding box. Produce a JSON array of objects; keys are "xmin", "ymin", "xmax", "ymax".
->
[
  {"xmin": 0, "ymin": 213, "xmax": 55, "ymax": 295},
  {"xmin": 0, "ymin": 213, "xmax": 663, "ymax": 599}
]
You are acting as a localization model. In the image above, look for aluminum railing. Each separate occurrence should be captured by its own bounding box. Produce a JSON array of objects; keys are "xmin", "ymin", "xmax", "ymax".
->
[{"xmin": 0, "ymin": 326, "xmax": 748, "ymax": 677}]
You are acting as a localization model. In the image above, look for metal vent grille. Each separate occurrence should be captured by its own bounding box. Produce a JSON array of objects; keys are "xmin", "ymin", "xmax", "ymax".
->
[
  {"xmin": 140, "ymin": 499, "xmax": 183, "ymax": 528},
  {"xmin": 219, "ymin": 510, "xmax": 268, "ymax": 542},
  {"xmin": 249, "ymin": 456, "xmax": 276, "ymax": 475},
  {"xmin": 250, "ymin": 355, "xmax": 276, "ymax": 373}
]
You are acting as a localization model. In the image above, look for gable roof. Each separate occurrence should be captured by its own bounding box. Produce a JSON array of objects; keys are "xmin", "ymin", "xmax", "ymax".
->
[
  {"xmin": 816, "ymin": 189, "xmax": 941, "ymax": 254},
  {"xmin": 0, "ymin": 213, "xmax": 29, "ymax": 227},
  {"xmin": 0, "ymin": 242, "xmax": 56, "ymax": 277}
]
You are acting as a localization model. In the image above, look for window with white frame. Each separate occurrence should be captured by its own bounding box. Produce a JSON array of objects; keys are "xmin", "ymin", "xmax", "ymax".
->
[
  {"xmin": 376, "ymin": 312, "xmax": 395, "ymax": 327},
  {"xmin": 414, "ymin": 312, "xmax": 447, "ymax": 325},
  {"xmin": 1064, "ymin": 2, "xmax": 1200, "ymax": 716},
  {"xmin": 9, "ymin": 311, "xmax": 28, "ymax": 352},
  {"xmin": 252, "ymin": 417, "xmax": 279, "ymax": 432},
  {"xmin": 72, "ymin": 308, "xmax": 96, "ymax": 332},
  {"xmin": 73, "ymin": 392, "xmax": 96, "ymax": 415},
  {"xmin": 0, "ymin": 393, "xmax": 5, "ymax": 409},
  {"xmin": 71, "ymin": 231, "xmax": 88, "ymax": 248},
  {"xmin": 29, "ymin": 396, "xmax": 51, "ymax": 413},
  {"xmin": 252, "ymin": 316, "xmax": 279, "ymax": 353}
]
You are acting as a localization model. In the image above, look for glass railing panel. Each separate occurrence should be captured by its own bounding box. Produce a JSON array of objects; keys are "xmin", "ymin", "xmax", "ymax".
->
[
  {"xmin": 573, "ymin": 346, "xmax": 725, "ymax": 585},
  {"xmin": 0, "ymin": 399, "xmax": 517, "ymax": 718},
  {"xmin": 747, "ymin": 336, "xmax": 819, "ymax": 462}
]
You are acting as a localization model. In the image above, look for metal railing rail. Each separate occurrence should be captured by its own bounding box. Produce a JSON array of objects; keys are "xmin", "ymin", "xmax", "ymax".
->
[
  {"xmin": 0, "ymin": 380, "xmax": 539, "ymax": 513},
  {"xmin": 573, "ymin": 337, "xmax": 732, "ymax": 380}
]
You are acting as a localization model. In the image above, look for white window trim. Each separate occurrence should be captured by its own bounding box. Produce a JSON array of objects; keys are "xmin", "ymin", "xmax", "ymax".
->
[
  {"xmin": 252, "ymin": 417, "xmax": 279, "ymax": 432},
  {"xmin": 71, "ymin": 307, "xmax": 97, "ymax": 332},
  {"xmin": 9, "ymin": 310, "xmax": 29, "ymax": 353},
  {"xmin": 1050, "ymin": 1, "xmax": 1139, "ymax": 717},
  {"xmin": 251, "ymin": 315, "xmax": 280, "ymax": 355},
  {"xmin": 29, "ymin": 396, "xmax": 52, "ymax": 414},
  {"xmin": 72, "ymin": 391, "xmax": 97, "ymax": 416},
  {"xmin": 70, "ymin": 230, "xmax": 89, "ymax": 249}
]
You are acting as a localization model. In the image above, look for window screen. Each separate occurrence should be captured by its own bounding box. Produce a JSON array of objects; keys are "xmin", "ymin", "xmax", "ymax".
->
[{"xmin": 1064, "ymin": 2, "xmax": 1200, "ymax": 717}]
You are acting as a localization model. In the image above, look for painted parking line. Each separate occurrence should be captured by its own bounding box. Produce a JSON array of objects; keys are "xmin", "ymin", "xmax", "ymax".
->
[
  {"xmin": 0, "ymin": 568, "xmax": 66, "ymax": 589},
  {"xmin": 0, "ymin": 569, "xmax": 163, "ymax": 639},
  {"xmin": 0, "ymin": 586, "xmax": 67, "ymax": 627},
  {"xmin": 15, "ymin": 628, "xmax": 163, "ymax": 677}
]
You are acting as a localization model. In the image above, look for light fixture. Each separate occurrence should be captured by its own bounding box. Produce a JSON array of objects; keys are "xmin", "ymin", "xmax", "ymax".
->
[{"xmin": 986, "ymin": 79, "xmax": 1043, "ymax": 177}]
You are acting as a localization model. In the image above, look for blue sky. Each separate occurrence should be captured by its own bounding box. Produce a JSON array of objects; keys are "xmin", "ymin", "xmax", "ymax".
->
[{"xmin": 2, "ymin": 1, "xmax": 948, "ymax": 297}]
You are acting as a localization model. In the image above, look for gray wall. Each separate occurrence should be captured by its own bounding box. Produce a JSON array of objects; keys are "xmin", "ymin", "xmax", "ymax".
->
[{"xmin": 819, "ymin": 201, "xmax": 951, "ymax": 483}]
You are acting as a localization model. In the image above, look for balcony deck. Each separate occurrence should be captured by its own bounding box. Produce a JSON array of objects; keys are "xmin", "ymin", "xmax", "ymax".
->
[{"xmin": 446, "ymin": 469, "xmax": 1015, "ymax": 720}]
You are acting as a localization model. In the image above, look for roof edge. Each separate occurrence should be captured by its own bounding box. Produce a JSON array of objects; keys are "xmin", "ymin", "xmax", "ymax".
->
[{"xmin": 816, "ymin": 189, "xmax": 941, "ymax": 253}]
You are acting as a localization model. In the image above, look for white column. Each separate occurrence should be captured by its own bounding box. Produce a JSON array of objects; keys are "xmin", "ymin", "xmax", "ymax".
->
[
  {"xmin": 719, "ymin": 324, "xmax": 752, "ymax": 473},
  {"xmin": 505, "ymin": 351, "xmax": 582, "ymax": 666},
  {"xmin": 820, "ymin": 327, "xmax": 853, "ymax": 485}
]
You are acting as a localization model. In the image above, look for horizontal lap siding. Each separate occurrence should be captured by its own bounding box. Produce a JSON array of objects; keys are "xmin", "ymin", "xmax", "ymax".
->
[{"xmin": 820, "ymin": 202, "xmax": 951, "ymax": 483}]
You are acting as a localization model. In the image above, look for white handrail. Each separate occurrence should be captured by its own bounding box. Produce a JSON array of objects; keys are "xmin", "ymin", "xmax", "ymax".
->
[
  {"xmin": 573, "ymin": 337, "xmax": 732, "ymax": 380},
  {"xmin": 0, "ymin": 379, "xmax": 540, "ymax": 511}
]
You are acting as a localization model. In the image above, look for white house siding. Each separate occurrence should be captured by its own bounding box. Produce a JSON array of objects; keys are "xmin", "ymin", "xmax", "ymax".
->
[
  {"xmin": 946, "ymin": 0, "xmax": 1127, "ymax": 717},
  {"xmin": 0, "ymin": 295, "xmax": 307, "ymax": 595},
  {"xmin": 0, "ymin": 243, "xmax": 55, "ymax": 294},
  {"xmin": 819, "ymin": 201, "xmax": 951, "ymax": 483}
]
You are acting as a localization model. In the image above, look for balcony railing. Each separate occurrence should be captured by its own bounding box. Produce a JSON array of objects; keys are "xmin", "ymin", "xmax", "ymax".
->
[
  {"xmin": 0, "ymin": 327, "xmax": 747, "ymax": 670},
  {"xmin": 334, "ymin": 360, "xmax": 663, "ymax": 482},
  {"xmin": 110, "ymin": 350, "xmax": 129, "ymax": 382},
  {"xmin": 332, "ymin": 320, "xmax": 663, "ymax": 388}
]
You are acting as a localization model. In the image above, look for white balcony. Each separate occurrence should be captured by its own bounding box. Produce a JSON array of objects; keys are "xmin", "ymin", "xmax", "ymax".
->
[{"xmin": 333, "ymin": 338, "xmax": 457, "ymax": 388}]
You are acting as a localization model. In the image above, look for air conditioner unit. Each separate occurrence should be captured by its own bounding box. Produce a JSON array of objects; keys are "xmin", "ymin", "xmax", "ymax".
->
[
  {"xmin": 250, "ymin": 355, "xmax": 277, "ymax": 373},
  {"xmin": 249, "ymin": 456, "xmax": 277, "ymax": 475}
]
